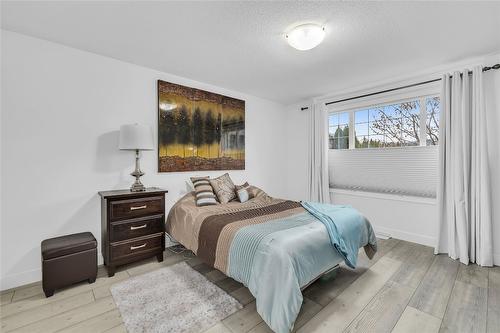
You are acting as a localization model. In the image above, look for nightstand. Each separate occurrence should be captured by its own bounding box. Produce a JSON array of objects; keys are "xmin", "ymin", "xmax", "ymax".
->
[{"xmin": 98, "ymin": 188, "xmax": 168, "ymax": 277}]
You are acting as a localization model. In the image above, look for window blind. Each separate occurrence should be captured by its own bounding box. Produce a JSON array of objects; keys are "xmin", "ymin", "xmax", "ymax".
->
[{"xmin": 328, "ymin": 146, "xmax": 438, "ymax": 198}]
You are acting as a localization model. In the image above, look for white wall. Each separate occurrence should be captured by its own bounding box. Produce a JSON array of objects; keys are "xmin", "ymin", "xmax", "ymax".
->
[
  {"xmin": 0, "ymin": 30, "xmax": 287, "ymax": 290},
  {"xmin": 284, "ymin": 101, "xmax": 309, "ymax": 202},
  {"xmin": 284, "ymin": 55, "xmax": 500, "ymax": 261},
  {"xmin": 331, "ymin": 190, "xmax": 437, "ymax": 247}
]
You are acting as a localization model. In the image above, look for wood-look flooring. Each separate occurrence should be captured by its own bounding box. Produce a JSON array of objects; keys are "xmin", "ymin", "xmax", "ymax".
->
[{"xmin": 1, "ymin": 239, "xmax": 499, "ymax": 333}]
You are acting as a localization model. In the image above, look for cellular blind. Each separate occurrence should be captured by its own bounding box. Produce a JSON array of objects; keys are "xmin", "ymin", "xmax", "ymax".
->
[{"xmin": 328, "ymin": 146, "xmax": 438, "ymax": 198}]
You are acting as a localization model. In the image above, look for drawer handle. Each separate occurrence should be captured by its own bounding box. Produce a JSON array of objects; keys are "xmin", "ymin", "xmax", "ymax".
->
[
  {"xmin": 130, "ymin": 224, "xmax": 148, "ymax": 230},
  {"xmin": 130, "ymin": 243, "xmax": 147, "ymax": 250},
  {"xmin": 130, "ymin": 205, "xmax": 147, "ymax": 211}
]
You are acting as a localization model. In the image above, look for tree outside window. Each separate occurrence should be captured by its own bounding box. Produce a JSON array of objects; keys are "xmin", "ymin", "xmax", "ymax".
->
[
  {"xmin": 329, "ymin": 112, "xmax": 349, "ymax": 149},
  {"xmin": 328, "ymin": 96, "xmax": 440, "ymax": 150}
]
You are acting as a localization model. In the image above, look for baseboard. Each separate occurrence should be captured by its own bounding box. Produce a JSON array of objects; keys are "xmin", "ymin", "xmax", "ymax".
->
[
  {"xmin": 374, "ymin": 227, "xmax": 500, "ymax": 267},
  {"xmin": 494, "ymin": 252, "xmax": 500, "ymax": 266},
  {"xmin": 0, "ymin": 268, "xmax": 42, "ymax": 291},
  {"xmin": 373, "ymin": 225, "xmax": 436, "ymax": 248},
  {"xmin": 1, "ymin": 252, "xmax": 104, "ymax": 291}
]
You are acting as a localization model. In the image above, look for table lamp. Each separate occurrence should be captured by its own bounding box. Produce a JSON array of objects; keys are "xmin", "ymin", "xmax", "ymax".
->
[{"xmin": 119, "ymin": 124, "xmax": 154, "ymax": 192}]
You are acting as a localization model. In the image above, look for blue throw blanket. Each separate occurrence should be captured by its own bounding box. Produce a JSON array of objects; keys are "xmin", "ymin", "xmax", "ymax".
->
[{"xmin": 301, "ymin": 201, "xmax": 377, "ymax": 268}]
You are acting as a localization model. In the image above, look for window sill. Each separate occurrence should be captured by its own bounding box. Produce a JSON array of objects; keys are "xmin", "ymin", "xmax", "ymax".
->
[{"xmin": 329, "ymin": 188, "xmax": 437, "ymax": 205}]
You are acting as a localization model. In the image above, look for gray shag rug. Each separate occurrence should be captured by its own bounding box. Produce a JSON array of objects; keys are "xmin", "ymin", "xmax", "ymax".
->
[{"xmin": 111, "ymin": 261, "xmax": 242, "ymax": 333}]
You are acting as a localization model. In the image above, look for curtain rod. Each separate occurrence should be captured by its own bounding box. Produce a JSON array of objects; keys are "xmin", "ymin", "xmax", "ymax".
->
[{"xmin": 300, "ymin": 63, "xmax": 500, "ymax": 110}]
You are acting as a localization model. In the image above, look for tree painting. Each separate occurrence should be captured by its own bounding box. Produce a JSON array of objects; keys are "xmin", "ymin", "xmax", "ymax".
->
[
  {"xmin": 216, "ymin": 112, "xmax": 222, "ymax": 158},
  {"xmin": 159, "ymin": 109, "xmax": 176, "ymax": 155},
  {"xmin": 177, "ymin": 105, "xmax": 191, "ymax": 158},
  {"xmin": 192, "ymin": 107, "xmax": 204, "ymax": 156},
  {"xmin": 157, "ymin": 80, "xmax": 245, "ymax": 172},
  {"xmin": 204, "ymin": 110, "xmax": 216, "ymax": 158}
]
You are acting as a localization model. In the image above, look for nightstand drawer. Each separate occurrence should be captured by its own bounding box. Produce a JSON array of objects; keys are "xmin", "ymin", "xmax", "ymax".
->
[
  {"xmin": 110, "ymin": 233, "xmax": 163, "ymax": 261},
  {"xmin": 110, "ymin": 215, "xmax": 164, "ymax": 242},
  {"xmin": 109, "ymin": 196, "xmax": 163, "ymax": 221}
]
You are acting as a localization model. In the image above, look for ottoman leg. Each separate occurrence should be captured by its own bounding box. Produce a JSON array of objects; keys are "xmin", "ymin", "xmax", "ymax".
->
[
  {"xmin": 44, "ymin": 289, "xmax": 54, "ymax": 298},
  {"xmin": 88, "ymin": 277, "xmax": 96, "ymax": 284}
]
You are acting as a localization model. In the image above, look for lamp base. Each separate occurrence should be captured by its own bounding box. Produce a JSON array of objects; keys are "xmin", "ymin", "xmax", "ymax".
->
[
  {"xmin": 130, "ymin": 180, "xmax": 146, "ymax": 192},
  {"xmin": 130, "ymin": 149, "xmax": 146, "ymax": 192}
]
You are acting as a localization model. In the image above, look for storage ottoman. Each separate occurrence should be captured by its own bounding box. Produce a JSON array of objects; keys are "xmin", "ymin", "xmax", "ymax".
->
[{"xmin": 41, "ymin": 232, "xmax": 97, "ymax": 297}]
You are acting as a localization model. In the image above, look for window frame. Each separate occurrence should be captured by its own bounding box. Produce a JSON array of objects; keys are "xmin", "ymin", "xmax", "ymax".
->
[{"xmin": 326, "ymin": 82, "xmax": 441, "ymax": 150}]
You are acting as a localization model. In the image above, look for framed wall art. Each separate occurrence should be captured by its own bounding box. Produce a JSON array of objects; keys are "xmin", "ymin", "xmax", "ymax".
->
[{"xmin": 157, "ymin": 80, "xmax": 245, "ymax": 172}]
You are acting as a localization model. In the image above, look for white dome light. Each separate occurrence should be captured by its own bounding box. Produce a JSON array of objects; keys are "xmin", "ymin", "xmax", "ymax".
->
[{"xmin": 286, "ymin": 24, "xmax": 325, "ymax": 51}]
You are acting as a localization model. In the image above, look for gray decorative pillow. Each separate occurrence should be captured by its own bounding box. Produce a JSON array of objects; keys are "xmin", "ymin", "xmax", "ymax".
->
[
  {"xmin": 190, "ymin": 176, "xmax": 217, "ymax": 206},
  {"xmin": 209, "ymin": 173, "xmax": 236, "ymax": 204}
]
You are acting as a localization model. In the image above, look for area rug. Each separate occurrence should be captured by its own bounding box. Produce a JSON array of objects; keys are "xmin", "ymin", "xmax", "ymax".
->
[{"xmin": 110, "ymin": 261, "xmax": 242, "ymax": 333}]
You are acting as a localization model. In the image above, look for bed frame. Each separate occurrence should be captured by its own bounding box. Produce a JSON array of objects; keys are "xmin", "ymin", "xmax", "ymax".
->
[{"xmin": 301, "ymin": 264, "xmax": 340, "ymax": 290}]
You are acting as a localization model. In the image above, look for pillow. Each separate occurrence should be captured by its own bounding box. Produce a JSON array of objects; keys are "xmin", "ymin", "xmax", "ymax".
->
[
  {"xmin": 235, "ymin": 182, "xmax": 249, "ymax": 192},
  {"xmin": 209, "ymin": 173, "xmax": 236, "ymax": 204},
  {"xmin": 236, "ymin": 186, "xmax": 252, "ymax": 203},
  {"xmin": 190, "ymin": 176, "xmax": 217, "ymax": 206}
]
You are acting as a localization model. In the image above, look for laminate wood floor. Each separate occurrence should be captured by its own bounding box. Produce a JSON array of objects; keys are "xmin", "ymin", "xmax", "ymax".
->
[{"xmin": 1, "ymin": 239, "xmax": 499, "ymax": 333}]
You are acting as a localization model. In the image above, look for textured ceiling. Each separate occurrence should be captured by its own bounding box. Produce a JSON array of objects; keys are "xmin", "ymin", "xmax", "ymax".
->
[{"xmin": 2, "ymin": 1, "xmax": 500, "ymax": 104}]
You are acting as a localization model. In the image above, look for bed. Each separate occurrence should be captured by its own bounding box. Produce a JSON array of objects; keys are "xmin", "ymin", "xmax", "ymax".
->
[{"xmin": 166, "ymin": 186, "xmax": 377, "ymax": 333}]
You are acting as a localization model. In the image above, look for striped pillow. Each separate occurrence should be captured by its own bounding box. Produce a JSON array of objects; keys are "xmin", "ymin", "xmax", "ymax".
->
[{"xmin": 190, "ymin": 176, "xmax": 217, "ymax": 206}]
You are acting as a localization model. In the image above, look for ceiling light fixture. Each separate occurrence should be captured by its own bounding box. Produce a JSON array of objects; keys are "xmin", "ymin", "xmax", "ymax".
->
[{"xmin": 285, "ymin": 23, "xmax": 325, "ymax": 51}]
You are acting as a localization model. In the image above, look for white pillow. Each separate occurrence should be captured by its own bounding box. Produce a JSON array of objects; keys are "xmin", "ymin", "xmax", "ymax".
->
[{"xmin": 236, "ymin": 186, "xmax": 251, "ymax": 203}]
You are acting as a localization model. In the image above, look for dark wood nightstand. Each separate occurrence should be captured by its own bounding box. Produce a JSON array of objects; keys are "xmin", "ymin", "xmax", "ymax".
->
[{"xmin": 98, "ymin": 188, "xmax": 168, "ymax": 277}]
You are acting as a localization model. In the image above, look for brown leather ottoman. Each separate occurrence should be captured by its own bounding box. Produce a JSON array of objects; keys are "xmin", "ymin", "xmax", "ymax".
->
[{"xmin": 41, "ymin": 232, "xmax": 97, "ymax": 297}]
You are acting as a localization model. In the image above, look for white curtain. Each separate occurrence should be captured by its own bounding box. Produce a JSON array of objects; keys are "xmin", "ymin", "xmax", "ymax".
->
[
  {"xmin": 307, "ymin": 101, "xmax": 330, "ymax": 203},
  {"xmin": 435, "ymin": 66, "xmax": 493, "ymax": 266}
]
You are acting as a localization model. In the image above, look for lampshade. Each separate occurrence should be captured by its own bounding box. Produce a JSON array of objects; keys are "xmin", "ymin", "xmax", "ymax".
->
[{"xmin": 119, "ymin": 124, "xmax": 154, "ymax": 150}]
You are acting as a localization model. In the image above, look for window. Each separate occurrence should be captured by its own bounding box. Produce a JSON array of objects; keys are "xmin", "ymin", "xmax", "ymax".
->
[
  {"xmin": 426, "ymin": 96, "xmax": 440, "ymax": 145},
  {"xmin": 329, "ymin": 96, "xmax": 440, "ymax": 149},
  {"xmin": 327, "ymin": 85, "xmax": 441, "ymax": 197},
  {"xmin": 328, "ymin": 112, "xmax": 349, "ymax": 149}
]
